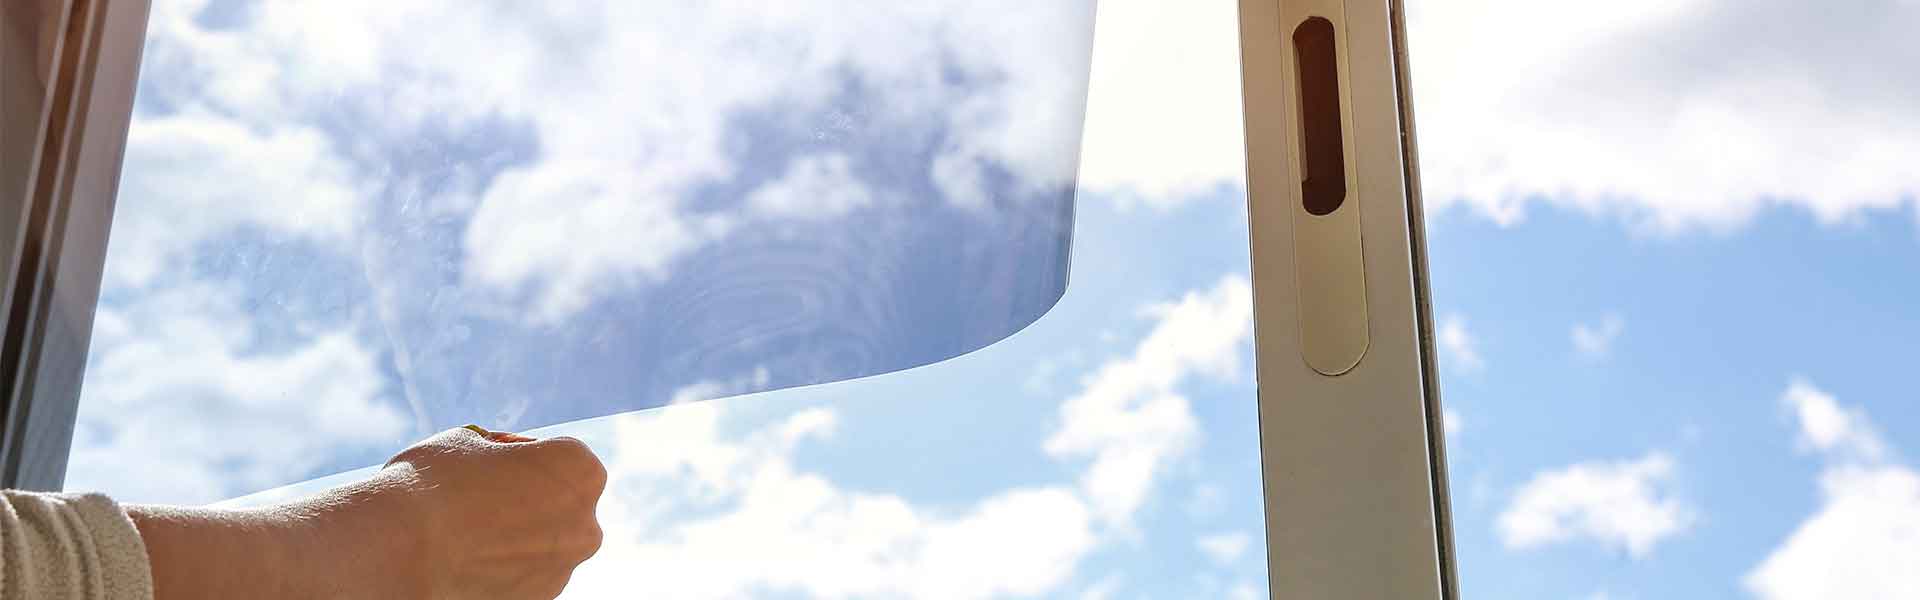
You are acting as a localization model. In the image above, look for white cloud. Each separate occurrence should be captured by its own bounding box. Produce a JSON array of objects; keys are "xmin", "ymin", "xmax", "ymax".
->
[
  {"xmin": 1746, "ymin": 380, "xmax": 1920, "ymax": 599},
  {"xmin": 67, "ymin": 283, "xmax": 406, "ymax": 504},
  {"xmin": 1406, "ymin": 0, "xmax": 1920, "ymax": 230},
  {"xmin": 666, "ymin": 367, "xmax": 773, "ymax": 406},
  {"xmin": 1196, "ymin": 531, "xmax": 1252, "ymax": 565},
  {"xmin": 107, "ymin": 112, "xmax": 360, "ymax": 289},
  {"xmin": 460, "ymin": 163, "xmax": 738, "ymax": 320},
  {"xmin": 1780, "ymin": 378, "xmax": 1886, "ymax": 461},
  {"xmin": 1436, "ymin": 314, "xmax": 1485, "ymax": 373},
  {"xmin": 1443, "ymin": 407, "xmax": 1465, "ymax": 440},
  {"xmin": 565, "ymin": 277, "xmax": 1252, "ymax": 597},
  {"xmin": 562, "ymin": 401, "xmax": 1095, "ymax": 600},
  {"xmin": 745, "ymin": 154, "xmax": 877, "ymax": 220},
  {"xmin": 1497, "ymin": 452, "xmax": 1691, "ymax": 558},
  {"xmin": 1046, "ymin": 275, "xmax": 1254, "ymax": 527},
  {"xmin": 1076, "ymin": 0, "xmax": 1244, "ymax": 205},
  {"xmin": 1572, "ymin": 314, "xmax": 1627, "ymax": 359},
  {"xmin": 1747, "ymin": 466, "xmax": 1920, "ymax": 599},
  {"xmin": 139, "ymin": 0, "xmax": 1097, "ymax": 322}
]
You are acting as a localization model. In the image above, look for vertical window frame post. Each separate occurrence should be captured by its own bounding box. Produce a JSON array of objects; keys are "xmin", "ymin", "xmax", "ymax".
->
[
  {"xmin": 1238, "ymin": 0, "xmax": 1461, "ymax": 597},
  {"xmin": 0, "ymin": 0, "xmax": 150, "ymax": 491}
]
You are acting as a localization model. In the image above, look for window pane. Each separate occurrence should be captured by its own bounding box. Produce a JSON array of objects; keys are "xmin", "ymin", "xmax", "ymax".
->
[
  {"xmin": 69, "ymin": 0, "xmax": 1270, "ymax": 597},
  {"xmin": 221, "ymin": 185, "xmax": 1268, "ymax": 597},
  {"xmin": 1408, "ymin": 0, "xmax": 1920, "ymax": 597}
]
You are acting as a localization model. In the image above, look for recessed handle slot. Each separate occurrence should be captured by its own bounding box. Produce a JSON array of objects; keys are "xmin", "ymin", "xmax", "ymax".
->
[
  {"xmin": 1282, "ymin": 11, "xmax": 1368, "ymax": 376},
  {"xmin": 1293, "ymin": 16, "xmax": 1346, "ymax": 217}
]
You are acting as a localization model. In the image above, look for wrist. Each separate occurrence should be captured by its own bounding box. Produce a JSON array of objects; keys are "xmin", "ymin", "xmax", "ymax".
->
[{"xmin": 285, "ymin": 466, "xmax": 434, "ymax": 599}]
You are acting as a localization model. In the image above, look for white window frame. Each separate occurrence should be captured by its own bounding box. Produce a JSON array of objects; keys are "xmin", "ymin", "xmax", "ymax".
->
[
  {"xmin": 1240, "ymin": 0, "xmax": 1459, "ymax": 597},
  {"xmin": 2, "ymin": 1, "xmax": 1459, "ymax": 597}
]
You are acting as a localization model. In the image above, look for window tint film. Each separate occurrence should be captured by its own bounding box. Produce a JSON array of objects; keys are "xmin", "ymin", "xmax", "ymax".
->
[{"xmin": 70, "ymin": 0, "xmax": 1096, "ymax": 501}]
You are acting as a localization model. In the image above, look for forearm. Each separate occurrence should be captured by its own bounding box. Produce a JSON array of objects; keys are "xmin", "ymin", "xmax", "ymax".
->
[
  {"xmin": 107, "ymin": 426, "xmax": 602, "ymax": 600},
  {"xmin": 127, "ymin": 473, "xmax": 426, "ymax": 600}
]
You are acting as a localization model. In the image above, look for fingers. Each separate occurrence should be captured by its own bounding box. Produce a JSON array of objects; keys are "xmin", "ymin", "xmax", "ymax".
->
[
  {"xmin": 423, "ymin": 427, "xmax": 607, "ymax": 493},
  {"xmin": 533, "ymin": 437, "xmax": 609, "ymax": 491}
]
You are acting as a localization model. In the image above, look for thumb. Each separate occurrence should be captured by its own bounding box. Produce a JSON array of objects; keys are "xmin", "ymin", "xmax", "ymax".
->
[{"xmin": 461, "ymin": 424, "xmax": 537, "ymax": 444}]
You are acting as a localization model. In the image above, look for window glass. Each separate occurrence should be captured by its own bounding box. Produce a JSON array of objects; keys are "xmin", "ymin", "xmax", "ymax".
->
[
  {"xmin": 222, "ymin": 186, "xmax": 1268, "ymax": 598},
  {"xmin": 72, "ymin": 0, "xmax": 1917, "ymax": 596},
  {"xmin": 1408, "ymin": 0, "xmax": 1920, "ymax": 597},
  {"xmin": 71, "ymin": 0, "xmax": 1271, "ymax": 597}
]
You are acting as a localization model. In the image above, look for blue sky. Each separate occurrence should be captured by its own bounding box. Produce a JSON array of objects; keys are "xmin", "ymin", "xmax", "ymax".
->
[
  {"xmin": 1432, "ymin": 205, "xmax": 1920, "ymax": 599},
  {"xmin": 63, "ymin": 0, "xmax": 1920, "ymax": 598}
]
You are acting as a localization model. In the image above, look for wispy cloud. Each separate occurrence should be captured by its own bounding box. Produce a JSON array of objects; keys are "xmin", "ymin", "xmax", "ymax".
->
[
  {"xmin": 1437, "ymin": 314, "xmax": 1485, "ymax": 373},
  {"xmin": 744, "ymin": 154, "xmax": 877, "ymax": 221},
  {"xmin": 1571, "ymin": 314, "xmax": 1627, "ymax": 360},
  {"xmin": 1187, "ymin": 483, "xmax": 1228, "ymax": 519},
  {"xmin": 1196, "ymin": 531, "xmax": 1252, "ymax": 565},
  {"xmin": 1496, "ymin": 452, "xmax": 1692, "ymax": 558},
  {"xmin": 1443, "ymin": 407, "xmax": 1465, "ymax": 440},
  {"xmin": 1780, "ymin": 378, "xmax": 1887, "ymax": 460}
]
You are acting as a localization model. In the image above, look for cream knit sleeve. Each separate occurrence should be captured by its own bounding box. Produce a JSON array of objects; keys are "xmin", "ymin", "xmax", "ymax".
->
[{"xmin": 0, "ymin": 491, "xmax": 154, "ymax": 600}]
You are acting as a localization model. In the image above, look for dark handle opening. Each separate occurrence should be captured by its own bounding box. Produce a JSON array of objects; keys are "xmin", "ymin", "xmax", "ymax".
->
[{"xmin": 1293, "ymin": 16, "xmax": 1347, "ymax": 217}]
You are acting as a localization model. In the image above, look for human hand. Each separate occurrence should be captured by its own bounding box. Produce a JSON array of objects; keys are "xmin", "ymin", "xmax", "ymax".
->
[
  {"xmin": 130, "ymin": 427, "xmax": 606, "ymax": 600},
  {"xmin": 375, "ymin": 426, "xmax": 608, "ymax": 599}
]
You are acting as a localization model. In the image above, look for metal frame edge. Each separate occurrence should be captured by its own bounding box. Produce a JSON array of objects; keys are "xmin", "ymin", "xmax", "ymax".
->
[{"xmin": 1, "ymin": 0, "xmax": 150, "ymax": 491}]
